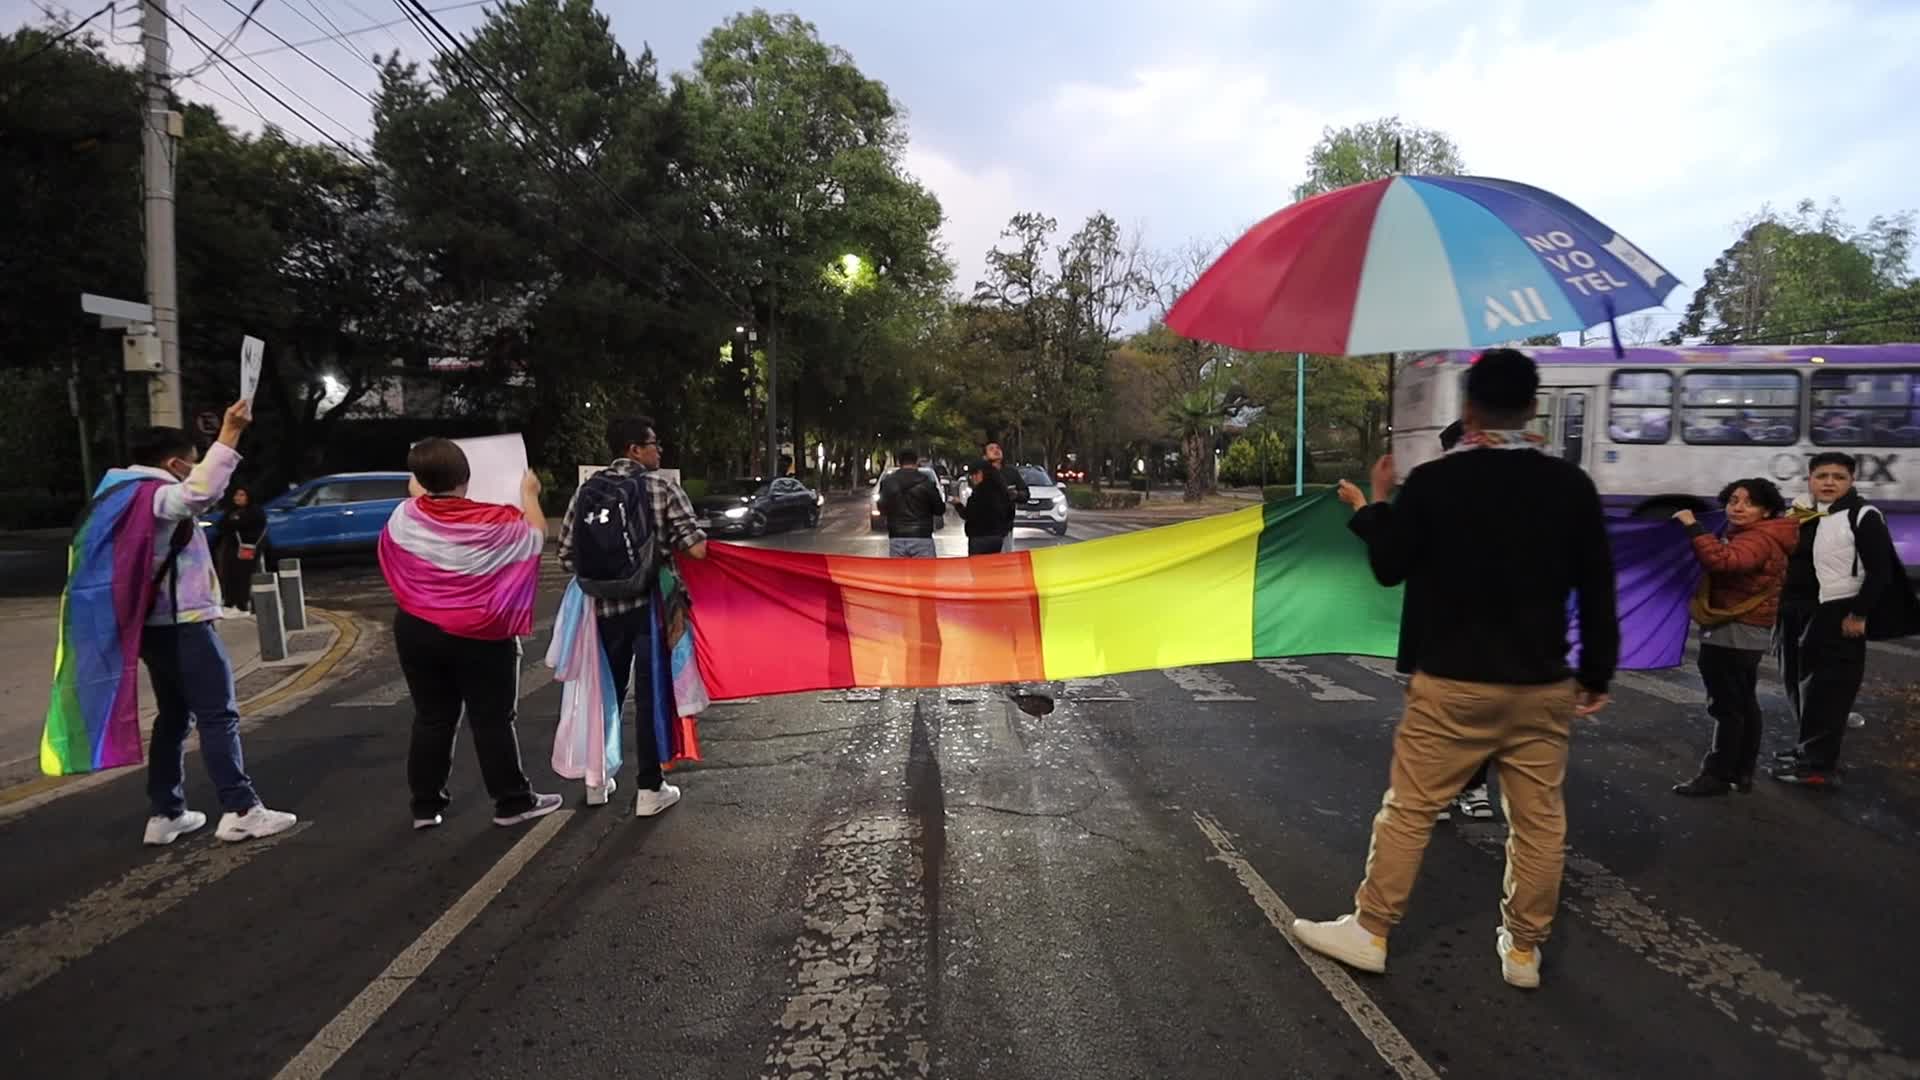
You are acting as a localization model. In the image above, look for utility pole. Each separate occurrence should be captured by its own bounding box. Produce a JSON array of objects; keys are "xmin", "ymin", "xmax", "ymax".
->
[
  {"xmin": 765, "ymin": 286, "xmax": 780, "ymax": 479},
  {"xmin": 141, "ymin": 0, "xmax": 183, "ymax": 427}
]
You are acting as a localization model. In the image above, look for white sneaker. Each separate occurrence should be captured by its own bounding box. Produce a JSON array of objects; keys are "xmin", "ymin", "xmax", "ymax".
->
[
  {"xmin": 413, "ymin": 814, "xmax": 443, "ymax": 830},
  {"xmin": 1291, "ymin": 914, "xmax": 1388, "ymax": 974},
  {"xmin": 1497, "ymin": 926, "xmax": 1542, "ymax": 989},
  {"xmin": 216, "ymin": 804, "xmax": 298, "ymax": 842},
  {"xmin": 586, "ymin": 777, "xmax": 617, "ymax": 806},
  {"xmin": 143, "ymin": 809, "xmax": 207, "ymax": 846},
  {"xmin": 633, "ymin": 782, "xmax": 682, "ymax": 818},
  {"xmin": 1454, "ymin": 785, "xmax": 1495, "ymax": 820},
  {"xmin": 493, "ymin": 793, "xmax": 562, "ymax": 827}
]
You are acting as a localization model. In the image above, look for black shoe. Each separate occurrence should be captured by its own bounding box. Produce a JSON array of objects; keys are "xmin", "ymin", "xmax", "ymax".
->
[
  {"xmin": 1732, "ymin": 774, "xmax": 1754, "ymax": 794},
  {"xmin": 1673, "ymin": 774, "xmax": 1733, "ymax": 797},
  {"xmin": 1771, "ymin": 763, "xmax": 1839, "ymax": 788}
]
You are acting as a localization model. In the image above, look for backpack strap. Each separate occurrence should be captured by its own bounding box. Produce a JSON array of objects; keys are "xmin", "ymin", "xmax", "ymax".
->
[{"xmin": 149, "ymin": 518, "xmax": 195, "ymax": 620}]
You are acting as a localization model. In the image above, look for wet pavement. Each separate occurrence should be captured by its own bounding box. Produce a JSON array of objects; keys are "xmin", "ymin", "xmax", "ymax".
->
[{"xmin": 2, "ymin": 500, "xmax": 1918, "ymax": 1079}]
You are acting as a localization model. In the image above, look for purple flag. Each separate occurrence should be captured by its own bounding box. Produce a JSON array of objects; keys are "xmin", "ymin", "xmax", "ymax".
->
[{"xmin": 1569, "ymin": 514, "xmax": 1712, "ymax": 672}]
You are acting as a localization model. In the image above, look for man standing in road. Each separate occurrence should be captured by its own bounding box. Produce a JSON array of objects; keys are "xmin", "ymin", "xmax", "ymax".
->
[
  {"xmin": 877, "ymin": 449, "xmax": 944, "ymax": 558},
  {"xmin": 559, "ymin": 416, "xmax": 708, "ymax": 817},
  {"xmin": 984, "ymin": 441, "xmax": 1028, "ymax": 553},
  {"xmin": 125, "ymin": 405, "xmax": 299, "ymax": 846},
  {"xmin": 1292, "ymin": 349, "xmax": 1617, "ymax": 990},
  {"xmin": 956, "ymin": 458, "xmax": 1014, "ymax": 555}
]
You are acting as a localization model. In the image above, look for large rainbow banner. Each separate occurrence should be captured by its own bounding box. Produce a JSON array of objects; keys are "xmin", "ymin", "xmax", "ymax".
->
[{"xmin": 678, "ymin": 492, "xmax": 1702, "ymax": 701}]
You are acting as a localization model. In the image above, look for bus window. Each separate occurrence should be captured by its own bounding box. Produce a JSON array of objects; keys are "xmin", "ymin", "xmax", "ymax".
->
[
  {"xmin": 1562, "ymin": 392, "xmax": 1587, "ymax": 464},
  {"xmin": 1811, "ymin": 369, "xmax": 1920, "ymax": 447},
  {"xmin": 1679, "ymin": 371, "xmax": 1800, "ymax": 446},
  {"xmin": 1607, "ymin": 371, "xmax": 1672, "ymax": 444}
]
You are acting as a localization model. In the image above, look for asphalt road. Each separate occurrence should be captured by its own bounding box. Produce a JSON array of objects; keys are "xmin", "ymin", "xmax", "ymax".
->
[{"xmin": 3, "ymin": 499, "xmax": 1918, "ymax": 1079}]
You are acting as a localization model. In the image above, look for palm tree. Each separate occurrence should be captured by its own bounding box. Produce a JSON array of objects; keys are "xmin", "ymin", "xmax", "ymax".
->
[{"xmin": 1165, "ymin": 389, "xmax": 1220, "ymax": 503}]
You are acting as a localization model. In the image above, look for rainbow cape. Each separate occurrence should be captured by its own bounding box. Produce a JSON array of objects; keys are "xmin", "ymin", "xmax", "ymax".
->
[
  {"xmin": 41, "ymin": 472, "xmax": 167, "ymax": 776},
  {"xmin": 678, "ymin": 491, "xmax": 1704, "ymax": 700}
]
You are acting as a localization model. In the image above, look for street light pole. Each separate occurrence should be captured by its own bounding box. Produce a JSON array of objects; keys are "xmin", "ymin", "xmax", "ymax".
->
[
  {"xmin": 766, "ymin": 285, "xmax": 779, "ymax": 478},
  {"xmin": 141, "ymin": 0, "xmax": 182, "ymax": 426}
]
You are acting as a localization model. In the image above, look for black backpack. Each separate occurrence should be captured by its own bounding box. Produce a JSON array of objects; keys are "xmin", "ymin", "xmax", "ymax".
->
[
  {"xmin": 570, "ymin": 468, "xmax": 656, "ymax": 600},
  {"xmin": 1845, "ymin": 504, "xmax": 1920, "ymax": 641}
]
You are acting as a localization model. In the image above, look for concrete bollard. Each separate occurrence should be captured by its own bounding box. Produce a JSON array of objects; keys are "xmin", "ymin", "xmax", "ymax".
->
[
  {"xmin": 252, "ymin": 572, "xmax": 288, "ymax": 662},
  {"xmin": 276, "ymin": 557, "xmax": 308, "ymax": 631}
]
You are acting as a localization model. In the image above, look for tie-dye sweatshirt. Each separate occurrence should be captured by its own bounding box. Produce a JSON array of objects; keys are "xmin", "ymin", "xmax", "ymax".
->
[{"xmin": 128, "ymin": 442, "xmax": 240, "ymax": 626}]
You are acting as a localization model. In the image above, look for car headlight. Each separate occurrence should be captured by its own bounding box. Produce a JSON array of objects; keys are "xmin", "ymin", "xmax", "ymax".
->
[
  {"xmin": 1051, "ymin": 493, "xmax": 1067, "ymax": 507},
  {"xmin": 723, "ymin": 507, "xmax": 750, "ymax": 520}
]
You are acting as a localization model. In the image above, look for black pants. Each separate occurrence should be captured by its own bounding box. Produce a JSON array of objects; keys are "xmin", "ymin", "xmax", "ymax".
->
[
  {"xmin": 1698, "ymin": 643, "xmax": 1765, "ymax": 782},
  {"xmin": 1788, "ymin": 601, "xmax": 1867, "ymax": 769},
  {"xmin": 598, "ymin": 607, "xmax": 664, "ymax": 790},
  {"xmin": 395, "ymin": 610, "xmax": 535, "ymax": 819},
  {"xmin": 967, "ymin": 535, "xmax": 1006, "ymax": 556}
]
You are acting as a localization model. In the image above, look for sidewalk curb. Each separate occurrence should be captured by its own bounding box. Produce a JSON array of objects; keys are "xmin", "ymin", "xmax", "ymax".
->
[{"xmin": 0, "ymin": 607, "xmax": 363, "ymax": 820}]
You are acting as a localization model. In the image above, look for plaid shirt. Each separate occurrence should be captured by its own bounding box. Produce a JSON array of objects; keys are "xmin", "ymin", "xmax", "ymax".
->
[{"xmin": 557, "ymin": 458, "xmax": 707, "ymax": 617}]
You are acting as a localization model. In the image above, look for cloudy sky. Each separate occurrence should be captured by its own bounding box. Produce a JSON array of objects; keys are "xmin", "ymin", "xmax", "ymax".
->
[{"xmin": 14, "ymin": 0, "xmax": 1918, "ymax": 333}]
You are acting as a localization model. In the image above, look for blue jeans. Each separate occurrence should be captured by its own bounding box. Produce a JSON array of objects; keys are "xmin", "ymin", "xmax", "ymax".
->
[
  {"xmin": 141, "ymin": 623, "xmax": 259, "ymax": 816},
  {"xmin": 889, "ymin": 537, "xmax": 936, "ymax": 558}
]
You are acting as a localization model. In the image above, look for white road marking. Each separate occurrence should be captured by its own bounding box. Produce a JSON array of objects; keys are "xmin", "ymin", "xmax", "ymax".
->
[
  {"xmin": 1867, "ymin": 639, "xmax": 1919, "ymax": 659},
  {"xmin": 333, "ymin": 676, "xmax": 410, "ymax": 707},
  {"xmin": 271, "ymin": 810, "xmax": 571, "ymax": 1080},
  {"xmin": 1191, "ymin": 812, "xmax": 1440, "ymax": 1080},
  {"xmin": 762, "ymin": 814, "xmax": 930, "ymax": 1078},
  {"xmin": 818, "ymin": 689, "xmax": 884, "ymax": 703},
  {"xmin": 1162, "ymin": 667, "xmax": 1254, "ymax": 702},
  {"xmin": 1346, "ymin": 656, "xmax": 1408, "ymax": 683},
  {"xmin": 1612, "ymin": 670, "xmax": 1707, "ymax": 706},
  {"xmin": 1061, "ymin": 677, "xmax": 1132, "ymax": 702},
  {"xmin": 0, "ymin": 822, "xmax": 312, "ymax": 1003},
  {"xmin": 1257, "ymin": 659, "xmax": 1376, "ymax": 702},
  {"xmin": 1452, "ymin": 830, "xmax": 1918, "ymax": 1078}
]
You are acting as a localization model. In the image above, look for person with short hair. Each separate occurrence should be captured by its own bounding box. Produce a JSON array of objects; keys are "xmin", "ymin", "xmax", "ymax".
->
[
  {"xmin": 984, "ymin": 441, "xmax": 1027, "ymax": 552},
  {"xmin": 1294, "ymin": 348, "xmax": 1616, "ymax": 991},
  {"xmin": 380, "ymin": 437, "xmax": 558, "ymax": 829},
  {"xmin": 1772, "ymin": 452, "xmax": 1897, "ymax": 786},
  {"xmin": 557, "ymin": 416, "xmax": 708, "ymax": 816},
  {"xmin": 127, "ymin": 404, "xmax": 298, "ymax": 845},
  {"xmin": 957, "ymin": 458, "xmax": 1014, "ymax": 556},
  {"xmin": 1670, "ymin": 478, "xmax": 1800, "ymax": 796},
  {"xmin": 877, "ymin": 448, "xmax": 944, "ymax": 558}
]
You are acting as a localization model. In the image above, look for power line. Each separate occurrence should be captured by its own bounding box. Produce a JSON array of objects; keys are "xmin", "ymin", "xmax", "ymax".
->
[
  {"xmin": 182, "ymin": 3, "xmax": 366, "ymax": 145},
  {"xmin": 155, "ymin": 2, "xmax": 374, "ymax": 165},
  {"xmin": 3, "ymin": 0, "xmax": 117, "ymax": 69},
  {"xmin": 226, "ymin": 0, "xmax": 484, "ymax": 60},
  {"xmin": 178, "ymin": 0, "xmax": 263, "ymax": 78},
  {"xmin": 274, "ymin": 0, "xmax": 388, "ymax": 78},
  {"xmin": 212, "ymin": 0, "xmax": 378, "ymax": 108}
]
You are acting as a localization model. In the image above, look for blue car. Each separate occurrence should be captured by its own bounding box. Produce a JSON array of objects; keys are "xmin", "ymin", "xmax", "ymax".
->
[{"xmin": 200, "ymin": 471, "xmax": 412, "ymax": 564}]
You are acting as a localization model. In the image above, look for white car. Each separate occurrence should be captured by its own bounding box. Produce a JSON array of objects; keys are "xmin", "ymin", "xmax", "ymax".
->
[{"xmin": 955, "ymin": 464, "xmax": 1069, "ymax": 536}]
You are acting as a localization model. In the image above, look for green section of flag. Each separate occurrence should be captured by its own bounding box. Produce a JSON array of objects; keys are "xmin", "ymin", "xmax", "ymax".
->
[{"xmin": 1251, "ymin": 491, "xmax": 1402, "ymax": 660}]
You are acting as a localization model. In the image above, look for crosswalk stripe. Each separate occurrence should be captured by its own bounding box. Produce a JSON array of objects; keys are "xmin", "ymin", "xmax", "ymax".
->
[
  {"xmin": 1256, "ymin": 659, "xmax": 1375, "ymax": 702},
  {"xmin": 1062, "ymin": 677, "xmax": 1132, "ymax": 702},
  {"xmin": 1162, "ymin": 666, "xmax": 1253, "ymax": 702},
  {"xmin": 0, "ymin": 823, "xmax": 311, "ymax": 1003}
]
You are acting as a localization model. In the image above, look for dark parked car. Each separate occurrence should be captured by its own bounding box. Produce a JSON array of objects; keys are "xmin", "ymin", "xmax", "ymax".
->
[
  {"xmin": 199, "ymin": 471, "xmax": 412, "ymax": 564},
  {"xmin": 695, "ymin": 477, "xmax": 822, "ymax": 537}
]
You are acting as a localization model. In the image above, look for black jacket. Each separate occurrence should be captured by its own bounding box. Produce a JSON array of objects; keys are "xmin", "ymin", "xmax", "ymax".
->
[
  {"xmin": 1348, "ymin": 447, "xmax": 1619, "ymax": 693},
  {"xmin": 1782, "ymin": 489, "xmax": 1896, "ymax": 620},
  {"xmin": 961, "ymin": 472, "xmax": 1014, "ymax": 537},
  {"xmin": 878, "ymin": 467, "xmax": 944, "ymax": 539}
]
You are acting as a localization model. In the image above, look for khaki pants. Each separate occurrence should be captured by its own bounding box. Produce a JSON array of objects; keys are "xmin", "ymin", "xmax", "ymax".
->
[{"xmin": 1354, "ymin": 673, "xmax": 1576, "ymax": 951}]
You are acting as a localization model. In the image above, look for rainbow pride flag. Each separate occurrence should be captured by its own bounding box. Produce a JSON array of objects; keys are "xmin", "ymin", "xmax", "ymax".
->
[
  {"xmin": 41, "ymin": 473, "xmax": 166, "ymax": 776},
  {"xmin": 678, "ymin": 491, "xmax": 1703, "ymax": 701}
]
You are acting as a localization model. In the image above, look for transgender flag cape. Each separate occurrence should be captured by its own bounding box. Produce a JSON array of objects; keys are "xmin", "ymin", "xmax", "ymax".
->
[
  {"xmin": 40, "ymin": 472, "xmax": 166, "ymax": 776},
  {"xmin": 377, "ymin": 496, "xmax": 542, "ymax": 640}
]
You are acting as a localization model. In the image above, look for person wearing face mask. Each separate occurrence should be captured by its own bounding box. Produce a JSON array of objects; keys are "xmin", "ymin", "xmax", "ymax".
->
[
  {"xmin": 1771, "ymin": 453, "xmax": 1899, "ymax": 787},
  {"xmin": 1669, "ymin": 478, "xmax": 1800, "ymax": 797},
  {"xmin": 124, "ymin": 404, "xmax": 298, "ymax": 845}
]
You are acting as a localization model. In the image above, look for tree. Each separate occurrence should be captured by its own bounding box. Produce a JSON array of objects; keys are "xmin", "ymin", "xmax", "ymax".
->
[
  {"xmin": 1292, "ymin": 116, "xmax": 1465, "ymax": 202},
  {"xmin": 1667, "ymin": 200, "xmax": 1916, "ymax": 344}
]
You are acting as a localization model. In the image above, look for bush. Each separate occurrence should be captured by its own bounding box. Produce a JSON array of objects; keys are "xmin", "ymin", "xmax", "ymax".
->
[
  {"xmin": 0, "ymin": 490, "xmax": 83, "ymax": 531},
  {"xmin": 1067, "ymin": 484, "xmax": 1142, "ymax": 510},
  {"xmin": 1221, "ymin": 431, "xmax": 1315, "ymax": 487}
]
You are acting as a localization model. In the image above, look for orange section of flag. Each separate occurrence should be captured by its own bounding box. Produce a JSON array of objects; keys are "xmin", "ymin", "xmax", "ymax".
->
[{"xmin": 823, "ymin": 550, "xmax": 1046, "ymax": 688}]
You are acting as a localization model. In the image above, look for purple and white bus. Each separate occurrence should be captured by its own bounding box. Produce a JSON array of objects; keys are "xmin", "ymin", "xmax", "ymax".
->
[{"xmin": 1391, "ymin": 344, "xmax": 1920, "ymax": 567}]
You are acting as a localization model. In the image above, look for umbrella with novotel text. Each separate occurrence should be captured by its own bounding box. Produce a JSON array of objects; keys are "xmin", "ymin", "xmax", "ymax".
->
[{"xmin": 1165, "ymin": 175, "xmax": 1678, "ymax": 355}]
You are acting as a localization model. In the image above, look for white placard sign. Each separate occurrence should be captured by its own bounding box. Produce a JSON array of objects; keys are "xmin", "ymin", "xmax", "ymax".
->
[
  {"xmin": 239, "ymin": 336, "xmax": 264, "ymax": 403},
  {"xmin": 453, "ymin": 433, "xmax": 529, "ymax": 507}
]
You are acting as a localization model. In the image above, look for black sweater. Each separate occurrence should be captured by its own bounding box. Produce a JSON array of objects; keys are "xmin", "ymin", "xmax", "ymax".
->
[
  {"xmin": 960, "ymin": 471, "xmax": 1014, "ymax": 537},
  {"xmin": 1348, "ymin": 448, "xmax": 1619, "ymax": 693}
]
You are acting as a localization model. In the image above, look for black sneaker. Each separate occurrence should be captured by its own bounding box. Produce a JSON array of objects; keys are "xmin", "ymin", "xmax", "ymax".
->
[
  {"xmin": 1771, "ymin": 763, "xmax": 1839, "ymax": 788},
  {"xmin": 1673, "ymin": 774, "xmax": 1733, "ymax": 797}
]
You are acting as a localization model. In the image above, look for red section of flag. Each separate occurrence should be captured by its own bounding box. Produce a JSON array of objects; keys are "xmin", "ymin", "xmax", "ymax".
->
[
  {"xmin": 1166, "ymin": 179, "xmax": 1389, "ymax": 353},
  {"xmin": 824, "ymin": 549, "xmax": 1045, "ymax": 688},
  {"xmin": 679, "ymin": 546, "xmax": 854, "ymax": 699}
]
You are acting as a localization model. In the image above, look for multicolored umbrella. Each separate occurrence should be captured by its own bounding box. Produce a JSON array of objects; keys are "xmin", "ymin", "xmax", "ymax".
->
[{"xmin": 1166, "ymin": 175, "xmax": 1678, "ymax": 355}]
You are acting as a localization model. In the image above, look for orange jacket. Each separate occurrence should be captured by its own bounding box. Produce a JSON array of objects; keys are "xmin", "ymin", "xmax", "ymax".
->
[{"xmin": 1687, "ymin": 516, "xmax": 1802, "ymax": 628}]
